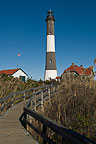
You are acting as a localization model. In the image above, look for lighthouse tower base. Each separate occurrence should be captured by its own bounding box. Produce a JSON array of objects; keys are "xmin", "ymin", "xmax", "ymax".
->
[{"xmin": 44, "ymin": 70, "xmax": 57, "ymax": 81}]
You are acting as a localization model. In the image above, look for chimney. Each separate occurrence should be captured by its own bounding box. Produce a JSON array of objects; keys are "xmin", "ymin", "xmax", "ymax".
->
[
  {"xmin": 90, "ymin": 66, "xmax": 94, "ymax": 69},
  {"xmin": 72, "ymin": 63, "xmax": 74, "ymax": 66},
  {"xmin": 80, "ymin": 65, "xmax": 83, "ymax": 68}
]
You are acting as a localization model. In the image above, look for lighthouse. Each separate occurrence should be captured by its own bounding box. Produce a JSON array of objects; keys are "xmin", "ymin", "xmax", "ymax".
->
[{"xmin": 44, "ymin": 10, "xmax": 57, "ymax": 81}]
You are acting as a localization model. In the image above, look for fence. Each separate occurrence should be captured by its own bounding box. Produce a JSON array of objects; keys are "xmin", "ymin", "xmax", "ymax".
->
[
  {"xmin": 20, "ymin": 86, "xmax": 96, "ymax": 144},
  {"xmin": 0, "ymin": 85, "xmax": 52, "ymax": 114},
  {"xmin": 0, "ymin": 84, "xmax": 95, "ymax": 144}
]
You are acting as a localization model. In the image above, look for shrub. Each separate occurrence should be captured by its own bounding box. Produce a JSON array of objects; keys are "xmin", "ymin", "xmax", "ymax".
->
[{"xmin": 42, "ymin": 77, "xmax": 96, "ymax": 141}]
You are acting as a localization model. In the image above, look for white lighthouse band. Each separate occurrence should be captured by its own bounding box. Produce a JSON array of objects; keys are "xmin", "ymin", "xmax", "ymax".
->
[
  {"xmin": 45, "ymin": 70, "xmax": 57, "ymax": 81},
  {"xmin": 46, "ymin": 35, "xmax": 55, "ymax": 52}
]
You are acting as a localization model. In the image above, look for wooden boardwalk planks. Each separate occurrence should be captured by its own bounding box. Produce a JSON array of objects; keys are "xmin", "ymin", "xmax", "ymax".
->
[{"xmin": 0, "ymin": 100, "xmax": 39, "ymax": 144}]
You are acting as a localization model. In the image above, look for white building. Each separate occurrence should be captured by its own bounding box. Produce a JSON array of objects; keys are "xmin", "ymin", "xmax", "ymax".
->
[{"xmin": 0, "ymin": 68, "xmax": 28, "ymax": 82}]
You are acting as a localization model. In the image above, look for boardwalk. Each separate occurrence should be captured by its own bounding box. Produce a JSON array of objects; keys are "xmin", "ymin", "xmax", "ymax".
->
[{"xmin": 0, "ymin": 100, "xmax": 38, "ymax": 144}]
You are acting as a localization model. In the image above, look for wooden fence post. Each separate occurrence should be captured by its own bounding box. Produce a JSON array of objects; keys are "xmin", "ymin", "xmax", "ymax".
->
[
  {"xmin": 2, "ymin": 102, "xmax": 4, "ymax": 107},
  {"xmin": 43, "ymin": 124, "xmax": 47, "ymax": 144},
  {"xmin": 48, "ymin": 88, "xmax": 50, "ymax": 99},
  {"xmin": 54, "ymin": 86, "xmax": 56, "ymax": 93},
  {"xmin": 1, "ymin": 102, "xmax": 4, "ymax": 113},
  {"xmin": 23, "ymin": 112, "xmax": 27, "ymax": 129},
  {"xmin": 34, "ymin": 91, "xmax": 36, "ymax": 111},
  {"xmin": 41, "ymin": 91, "xmax": 44, "ymax": 111},
  {"xmin": 12, "ymin": 96, "xmax": 14, "ymax": 106},
  {"xmin": 23, "ymin": 93, "xmax": 26, "ymax": 100}
]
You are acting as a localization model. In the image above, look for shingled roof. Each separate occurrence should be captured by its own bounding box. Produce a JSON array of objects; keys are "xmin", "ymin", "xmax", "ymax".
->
[
  {"xmin": 0, "ymin": 69, "xmax": 20, "ymax": 75},
  {"xmin": 64, "ymin": 64, "xmax": 93, "ymax": 76}
]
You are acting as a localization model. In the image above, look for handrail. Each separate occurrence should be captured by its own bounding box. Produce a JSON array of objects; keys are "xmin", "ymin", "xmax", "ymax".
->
[
  {"xmin": 0, "ymin": 85, "xmax": 51, "ymax": 113},
  {"xmin": 20, "ymin": 85, "xmax": 96, "ymax": 144},
  {"xmin": 23, "ymin": 107, "xmax": 96, "ymax": 144}
]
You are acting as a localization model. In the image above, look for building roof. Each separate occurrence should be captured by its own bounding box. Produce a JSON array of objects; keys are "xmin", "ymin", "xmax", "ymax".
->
[
  {"xmin": 56, "ymin": 76, "xmax": 61, "ymax": 79},
  {"xmin": 64, "ymin": 64, "xmax": 93, "ymax": 76},
  {"xmin": 0, "ymin": 68, "xmax": 28, "ymax": 76}
]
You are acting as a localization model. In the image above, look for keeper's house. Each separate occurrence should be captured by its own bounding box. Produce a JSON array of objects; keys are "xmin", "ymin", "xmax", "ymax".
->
[
  {"xmin": 61, "ymin": 63, "xmax": 94, "ymax": 79},
  {"xmin": 0, "ymin": 68, "xmax": 28, "ymax": 82}
]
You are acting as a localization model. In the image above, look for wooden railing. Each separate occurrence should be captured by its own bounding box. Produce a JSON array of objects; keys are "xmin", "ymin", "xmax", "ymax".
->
[
  {"xmin": 0, "ymin": 84, "xmax": 95, "ymax": 143},
  {"xmin": 20, "ymin": 86, "xmax": 96, "ymax": 144},
  {"xmin": 0, "ymin": 85, "xmax": 52, "ymax": 114}
]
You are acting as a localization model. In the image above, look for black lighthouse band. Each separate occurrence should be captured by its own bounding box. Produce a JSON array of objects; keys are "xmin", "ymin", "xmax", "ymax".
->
[{"xmin": 45, "ymin": 52, "xmax": 57, "ymax": 70}]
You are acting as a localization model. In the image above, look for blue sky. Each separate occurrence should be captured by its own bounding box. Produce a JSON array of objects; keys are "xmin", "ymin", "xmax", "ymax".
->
[{"xmin": 0, "ymin": 0, "xmax": 96, "ymax": 80}]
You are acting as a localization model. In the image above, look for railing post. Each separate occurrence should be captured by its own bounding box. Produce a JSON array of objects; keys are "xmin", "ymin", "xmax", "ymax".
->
[
  {"xmin": 48, "ymin": 88, "xmax": 50, "ymax": 99},
  {"xmin": 23, "ymin": 112, "xmax": 27, "ymax": 129},
  {"xmin": 53, "ymin": 86, "xmax": 56, "ymax": 93},
  {"xmin": 2, "ymin": 102, "xmax": 4, "ymax": 107},
  {"xmin": 62, "ymin": 137, "xmax": 65, "ymax": 143},
  {"xmin": 12, "ymin": 96, "xmax": 14, "ymax": 106},
  {"xmin": 31, "ymin": 100, "xmax": 34, "ymax": 110},
  {"xmin": 1, "ymin": 102, "xmax": 4, "ymax": 113},
  {"xmin": 23, "ymin": 93, "xmax": 26, "ymax": 100},
  {"xmin": 43, "ymin": 124, "xmax": 47, "ymax": 144},
  {"xmin": 34, "ymin": 90, "xmax": 36, "ymax": 111},
  {"xmin": 41, "ymin": 91, "xmax": 44, "ymax": 111}
]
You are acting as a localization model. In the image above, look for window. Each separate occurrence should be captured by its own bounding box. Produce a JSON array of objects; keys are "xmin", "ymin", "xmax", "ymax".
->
[{"xmin": 50, "ymin": 59, "xmax": 52, "ymax": 63}]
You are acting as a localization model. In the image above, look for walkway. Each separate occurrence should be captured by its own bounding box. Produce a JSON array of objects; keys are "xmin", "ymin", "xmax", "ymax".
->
[{"xmin": 0, "ymin": 100, "xmax": 38, "ymax": 144}]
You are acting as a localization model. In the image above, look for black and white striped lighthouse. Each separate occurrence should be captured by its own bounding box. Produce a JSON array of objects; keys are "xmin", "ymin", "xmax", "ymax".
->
[{"xmin": 44, "ymin": 10, "xmax": 57, "ymax": 81}]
